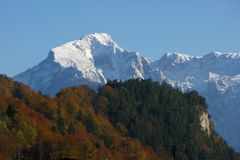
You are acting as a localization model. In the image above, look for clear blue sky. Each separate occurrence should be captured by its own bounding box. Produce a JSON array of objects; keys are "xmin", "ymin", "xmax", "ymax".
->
[{"xmin": 0, "ymin": 0, "xmax": 240, "ymax": 76}]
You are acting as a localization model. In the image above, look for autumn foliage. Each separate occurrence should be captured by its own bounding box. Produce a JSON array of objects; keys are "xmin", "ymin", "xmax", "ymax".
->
[
  {"xmin": 0, "ymin": 75, "xmax": 157, "ymax": 160},
  {"xmin": 0, "ymin": 75, "xmax": 239, "ymax": 160}
]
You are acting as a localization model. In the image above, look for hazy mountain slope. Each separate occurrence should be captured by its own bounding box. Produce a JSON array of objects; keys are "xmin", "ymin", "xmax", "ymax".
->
[{"xmin": 14, "ymin": 33, "xmax": 240, "ymax": 151}]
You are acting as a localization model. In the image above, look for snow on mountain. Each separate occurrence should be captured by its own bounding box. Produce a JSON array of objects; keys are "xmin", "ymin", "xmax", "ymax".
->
[
  {"xmin": 159, "ymin": 52, "xmax": 196, "ymax": 64},
  {"xmin": 203, "ymin": 73, "xmax": 240, "ymax": 150},
  {"xmin": 14, "ymin": 33, "xmax": 240, "ymax": 151},
  {"xmin": 150, "ymin": 52, "xmax": 240, "ymax": 151},
  {"xmin": 14, "ymin": 33, "xmax": 149, "ymax": 95}
]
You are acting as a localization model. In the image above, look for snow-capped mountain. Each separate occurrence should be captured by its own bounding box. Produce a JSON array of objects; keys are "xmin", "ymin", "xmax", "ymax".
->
[
  {"xmin": 14, "ymin": 33, "xmax": 151, "ymax": 95},
  {"xmin": 14, "ymin": 33, "xmax": 240, "ymax": 151}
]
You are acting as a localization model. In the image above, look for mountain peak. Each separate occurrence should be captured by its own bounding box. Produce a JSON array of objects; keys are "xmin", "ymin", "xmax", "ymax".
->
[
  {"xmin": 204, "ymin": 51, "xmax": 223, "ymax": 58},
  {"xmin": 161, "ymin": 52, "xmax": 194, "ymax": 64},
  {"xmin": 204, "ymin": 51, "xmax": 240, "ymax": 59},
  {"xmin": 80, "ymin": 32, "xmax": 114, "ymax": 45},
  {"xmin": 46, "ymin": 33, "xmax": 123, "ymax": 70},
  {"xmin": 163, "ymin": 52, "xmax": 192, "ymax": 58}
]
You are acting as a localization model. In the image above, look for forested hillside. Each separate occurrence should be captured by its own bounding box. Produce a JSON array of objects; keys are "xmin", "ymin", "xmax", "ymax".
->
[
  {"xmin": 0, "ymin": 75, "xmax": 238, "ymax": 160},
  {"xmin": 101, "ymin": 80, "xmax": 239, "ymax": 160}
]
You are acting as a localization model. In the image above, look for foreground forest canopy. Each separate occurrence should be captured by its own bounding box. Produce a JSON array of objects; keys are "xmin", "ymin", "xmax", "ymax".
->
[{"xmin": 0, "ymin": 75, "xmax": 239, "ymax": 160}]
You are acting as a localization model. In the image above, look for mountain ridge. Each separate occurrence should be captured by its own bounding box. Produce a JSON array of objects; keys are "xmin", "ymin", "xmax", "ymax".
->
[{"xmin": 13, "ymin": 33, "xmax": 240, "ymax": 151}]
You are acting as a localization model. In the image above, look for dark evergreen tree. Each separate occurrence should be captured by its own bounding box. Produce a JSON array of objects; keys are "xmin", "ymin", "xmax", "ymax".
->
[{"xmin": 6, "ymin": 104, "xmax": 16, "ymax": 118}]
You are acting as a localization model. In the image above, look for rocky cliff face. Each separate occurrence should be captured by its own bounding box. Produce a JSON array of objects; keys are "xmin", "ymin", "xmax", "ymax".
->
[{"xmin": 199, "ymin": 112, "xmax": 211, "ymax": 135}]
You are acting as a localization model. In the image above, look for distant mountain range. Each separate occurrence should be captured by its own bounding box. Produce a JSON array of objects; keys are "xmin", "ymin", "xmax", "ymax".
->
[{"xmin": 14, "ymin": 33, "xmax": 240, "ymax": 151}]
